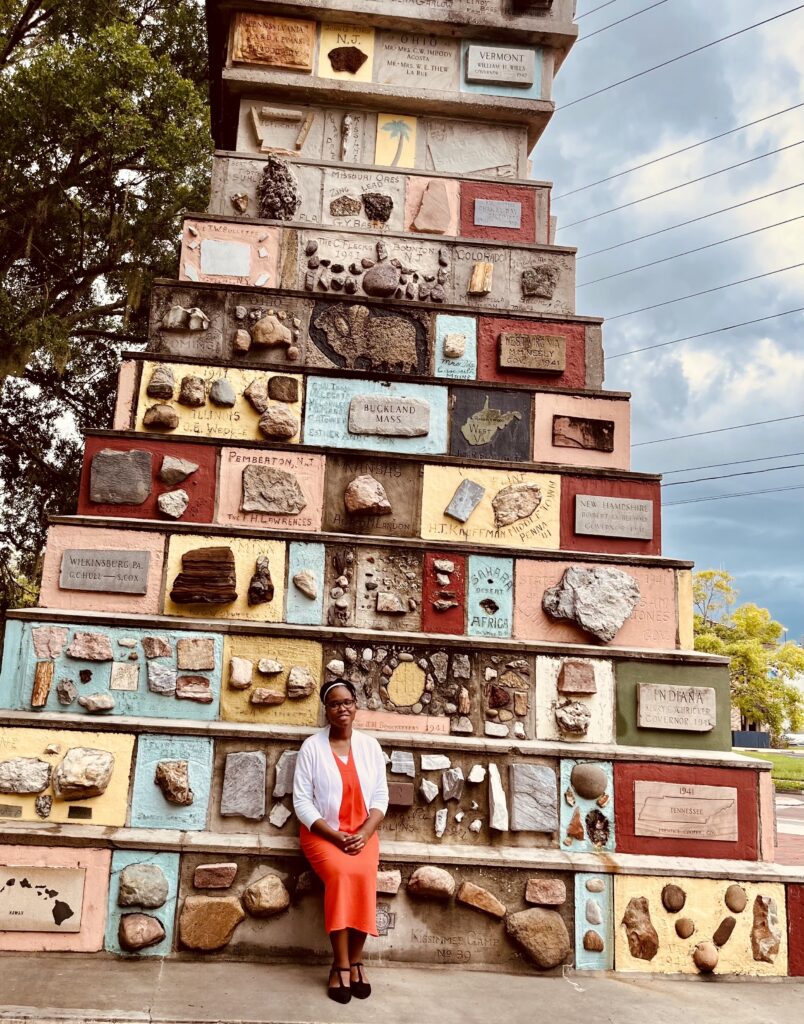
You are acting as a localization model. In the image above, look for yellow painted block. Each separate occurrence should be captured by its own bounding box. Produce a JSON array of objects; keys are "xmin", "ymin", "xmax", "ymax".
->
[
  {"xmin": 222, "ymin": 636, "xmax": 322, "ymax": 725},
  {"xmin": 386, "ymin": 661, "xmax": 426, "ymax": 707},
  {"xmin": 676, "ymin": 569, "xmax": 694, "ymax": 650},
  {"xmin": 420, "ymin": 465, "xmax": 561, "ymax": 550},
  {"xmin": 164, "ymin": 534, "xmax": 286, "ymax": 623},
  {"xmin": 613, "ymin": 875, "xmax": 788, "ymax": 976},
  {"xmin": 136, "ymin": 362, "xmax": 302, "ymax": 443},
  {"xmin": 317, "ymin": 24, "xmax": 375, "ymax": 82},
  {"xmin": 375, "ymin": 114, "xmax": 417, "ymax": 169},
  {"xmin": 0, "ymin": 728, "xmax": 135, "ymax": 827}
]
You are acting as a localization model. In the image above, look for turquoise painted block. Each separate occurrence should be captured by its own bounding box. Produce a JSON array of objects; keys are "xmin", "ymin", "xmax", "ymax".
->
[
  {"xmin": 466, "ymin": 555, "xmax": 513, "ymax": 638},
  {"xmin": 286, "ymin": 542, "xmax": 325, "ymax": 625},
  {"xmin": 130, "ymin": 734, "xmax": 213, "ymax": 831},
  {"xmin": 303, "ymin": 377, "xmax": 449, "ymax": 455},
  {"xmin": 460, "ymin": 41, "xmax": 545, "ymax": 100},
  {"xmin": 560, "ymin": 759, "xmax": 615, "ymax": 854},
  {"xmin": 0, "ymin": 621, "xmax": 221, "ymax": 720},
  {"xmin": 104, "ymin": 850, "xmax": 180, "ymax": 957},
  {"xmin": 434, "ymin": 315, "xmax": 477, "ymax": 380},
  {"xmin": 574, "ymin": 873, "xmax": 613, "ymax": 971}
]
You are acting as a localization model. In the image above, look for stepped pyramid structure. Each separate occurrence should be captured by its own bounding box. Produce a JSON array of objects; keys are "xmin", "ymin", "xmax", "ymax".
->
[{"xmin": 1, "ymin": 0, "xmax": 803, "ymax": 978}]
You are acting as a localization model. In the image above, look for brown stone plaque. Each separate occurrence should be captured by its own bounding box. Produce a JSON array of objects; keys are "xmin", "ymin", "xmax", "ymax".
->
[
  {"xmin": 323, "ymin": 456, "xmax": 422, "ymax": 538},
  {"xmin": 232, "ymin": 14, "xmax": 316, "ymax": 72},
  {"xmin": 0, "ymin": 867, "xmax": 85, "ymax": 932},
  {"xmin": 552, "ymin": 415, "xmax": 614, "ymax": 453},
  {"xmin": 634, "ymin": 781, "xmax": 738, "ymax": 841},
  {"xmin": 499, "ymin": 332, "xmax": 566, "ymax": 372},
  {"xmin": 388, "ymin": 781, "xmax": 415, "ymax": 807},
  {"xmin": 637, "ymin": 683, "xmax": 717, "ymax": 732}
]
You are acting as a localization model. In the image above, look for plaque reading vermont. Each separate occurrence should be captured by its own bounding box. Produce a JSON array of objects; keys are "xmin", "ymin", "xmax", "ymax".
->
[
  {"xmin": 634, "ymin": 781, "xmax": 738, "ymax": 841},
  {"xmin": 348, "ymin": 395, "xmax": 431, "ymax": 437},
  {"xmin": 575, "ymin": 495, "xmax": 654, "ymax": 540},
  {"xmin": 465, "ymin": 44, "xmax": 536, "ymax": 87},
  {"xmin": 499, "ymin": 332, "xmax": 566, "ymax": 371},
  {"xmin": 637, "ymin": 683, "xmax": 717, "ymax": 732},
  {"xmin": 60, "ymin": 550, "xmax": 151, "ymax": 594}
]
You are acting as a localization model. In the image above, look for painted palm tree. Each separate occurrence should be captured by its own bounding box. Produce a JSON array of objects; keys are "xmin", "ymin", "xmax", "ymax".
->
[{"xmin": 381, "ymin": 119, "xmax": 412, "ymax": 166}]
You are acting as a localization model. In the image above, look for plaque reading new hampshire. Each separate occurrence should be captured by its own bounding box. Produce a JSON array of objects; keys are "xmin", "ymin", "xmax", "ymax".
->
[
  {"xmin": 634, "ymin": 781, "xmax": 738, "ymax": 841},
  {"xmin": 60, "ymin": 550, "xmax": 151, "ymax": 594},
  {"xmin": 575, "ymin": 495, "xmax": 653, "ymax": 540}
]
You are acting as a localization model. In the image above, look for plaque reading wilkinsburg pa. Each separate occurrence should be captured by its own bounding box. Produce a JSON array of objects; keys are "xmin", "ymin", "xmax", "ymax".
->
[
  {"xmin": 60, "ymin": 550, "xmax": 151, "ymax": 594},
  {"xmin": 575, "ymin": 495, "xmax": 653, "ymax": 540},
  {"xmin": 0, "ymin": 866, "xmax": 85, "ymax": 932},
  {"xmin": 637, "ymin": 682, "xmax": 717, "ymax": 732},
  {"xmin": 634, "ymin": 781, "xmax": 738, "ymax": 841}
]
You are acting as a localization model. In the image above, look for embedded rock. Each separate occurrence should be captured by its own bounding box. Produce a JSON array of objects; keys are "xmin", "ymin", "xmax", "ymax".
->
[
  {"xmin": 176, "ymin": 675, "xmax": 213, "ymax": 704},
  {"xmin": 330, "ymin": 194, "xmax": 362, "ymax": 217},
  {"xmin": 506, "ymin": 908, "xmax": 571, "ymax": 970},
  {"xmin": 566, "ymin": 807, "xmax": 584, "ymax": 841},
  {"xmin": 344, "ymin": 474, "xmax": 392, "ymax": 515},
  {"xmin": 725, "ymin": 884, "xmax": 747, "ymax": 913},
  {"xmin": 118, "ymin": 863, "xmax": 169, "ymax": 909},
  {"xmin": 161, "ymin": 306, "xmax": 209, "ymax": 331},
  {"xmin": 90, "ymin": 449, "xmax": 152, "ymax": 505},
  {"xmin": 248, "ymin": 555, "xmax": 275, "ymax": 605},
  {"xmin": 362, "ymin": 192, "xmax": 394, "ymax": 223},
  {"xmin": 521, "ymin": 264, "xmax": 559, "ymax": 300},
  {"xmin": 376, "ymin": 591, "xmax": 406, "ymax": 614},
  {"xmin": 258, "ymin": 405, "xmax": 299, "ymax": 440},
  {"xmin": 229, "ymin": 657, "xmax": 253, "ymax": 690},
  {"xmin": 693, "ymin": 941, "xmax": 719, "ymax": 973},
  {"xmin": 169, "ymin": 546, "xmax": 238, "ymax": 604},
  {"xmin": 362, "ymin": 255, "xmax": 400, "ymax": 298},
  {"xmin": 258, "ymin": 659, "xmax": 283, "ymax": 675},
  {"xmin": 57, "ymin": 678, "xmax": 78, "ymax": 705},
  {"xmin": 555, "ymin": 699, "xmax": 591, "ymax": 736},
  {"xmin": 586, "ymin": 900, "xmax": 602, "ymax": 926},
  {"xmin": 119, "ymin": 914, "xmax": 165, "ymax": 952},
  {"xmin": 377, "ymin": 869, "xmax": 402, "ymax": 895},
  {"xmin": 585, "ymin": 809, "xmax": 610, "ymax": 847},
  {"xmin": 179, "ymin": 895, "xmax": 245, "ymax": 951},
  {"xmin": 441, "ymin": 767, "xmax": 464, "ymax": 802},
  {"xmin": 177, "ymin": 637, "xmax": 215, "ymax": 671},
  {"xmin": 143, "ymin": 636, "xmax": 172, "ymax": 659},
  {"xmin": 525, "ymin": 879, "xmax": 566, "ymax": 906},
  {"xmin": 488, "ymin": 763, "xmax": 509, "ymax": 831},
  {"xmin": 467, "ymin": 764, "xmax": 486, "ymax": 784},
  {"xmin": 272, "ymin": 751, "xmax": 298, "ymax": 798},
  {"xmin": 159, "ymin": 455, "xmax": 199, "ymax": 485},
  {"xmin": 269, "ymin": 802, "xmax": 292, "ymax": 828},
  {"xmin": 178, "ymin": 375, "xmax": 206, "ymax": 407},
  {"xmin": 146, "ymin": 364, "xmax": 176, "ymax": 399},
  {"xmin": 287, "ymin": 665, "xmax": 315, "ymax": 699},
  {"xmin": 557, "ymin": 660, "xmax": 597, "ymax": 695},
  {"xmin": 242, "ymin": 874, "xmax": 290, "ymax": 917},
  {"xmin": 252, "ymin": 315, "xmax": 292, "ymax": 348},
  {"xmin": 327, "ymin": 45, "xmax": 368, "ymax": 74},
  {"xmin": 391, "ymin": 751, "xmax": 415, "ymax": 777},
  {"xmin": 35, "ymin": 795, "xmax": 53, "ymax": 818},
  {"xmin": 154, "ymin": 760, "xmax": 194, "ymax": 806},
  {"xmin": 0, "ymin": 757, "xmax": 51, "ymax": 794},
  {"xmin": 675, "ymin": 918, "xmax": 695, "ymax": 939},
  {"xmin": 53, "ymin": 747, "xmax": 114, "ymax": 800},
  {"xmin": 421, "ymin": 754, "xmax": 451, "ymax": 771},
  {"xmin": 419, "ymin": 778, "xmax": 439, "ymax": 803},
  {"xmin": 485, "ymin": 721, "xmax": 509, "ymax": 738},
  {"xmin": 509, "ymin": 763, "xmax": 558, "ymax": 832},
  {"xmin": 712, "ymin": 916, "xmax": 737, "ymax": 947},
  {"xmin": 542, "ymin": 567, "xmax": 640, "ymax": 643},
  {"xmin": 442, "ymin": 332, "xmax": 465, "ymax": 359},
  {"xmin": 66, "ymin": 632, "xmax": 113, "ymax": 661},
  {"xmin": 491, "ymin": 482, "xmax": 542, "ymax": 528},
  {"xmin": 570, "ymin": 763, "xmax": 608, "ymax": 801},
  {"xmin": 661, "ymin": 884, "xmax": 686, "ymax": 913},
  {"xmin": 209, "ymin": 378, "xmax": 236, "ymax": 407},
  {"xmin": 147, "ymin": 662, "xmax": 177, "ymax": 695},
  {"xmin": 143, "ymin": 404, "xmax": 179, "ymax": 430},
  {"xmin": 32, "ymin": 625, "xmax": 69, "ymax": 659},
  {"xmin": 412, "ymin": 179, "xmax": 452, "ymax": 234},
  {"xmin": 78, "ymin": 692, "xmax": 115, "ymax": 713},
  {"xmin": 456, "ymin": 881, "xmax": 506, "ymax": 919},
  {"xmin": 221, "ymin": 751, "xmax": 266, "ymax": 820},
  {"xmin": 586, "ymin": 878, "xmax": 606, "ymax": 893},
  {"xmin": 751, "ymin": 895, "xmax": 781, "ymax": 963},
  {"xmin": 407, "ymin": 865, "xmax": 455, "ymax": 900},
  {"xmin": 267, "ymin": 375, "xmax": 299, "ymax": 403},
  {"xmin": 622, "ymin": 897, "xmax": 659, "ymax": 961},
  {"xmin": 583, "ymin": 930, "xmax": 605, "ymax": 953},
  {"xmin": 158, "ymin": 488, "xmax": 189, "ymax": 519},
  {"xmin": 251, "ymin": 689, "xmax": 285, "ymax": 706},
  {"xmin": 241, "ymin": 465, "xmax": 307, "ymax": 516},
  {"xmin": 194, "ymin": 863, "xmax": 237, "ymax": 889},
  {"xmin": 244, "ymin": 377, "xmax": 270, "ymax": 413},
  {"xmin": 256, "ymin": 155, "xmax": 301, "ymax": 221},
  {"xmin": 293, "ymin": 570, "xmax": 318, "ymax": 600}
]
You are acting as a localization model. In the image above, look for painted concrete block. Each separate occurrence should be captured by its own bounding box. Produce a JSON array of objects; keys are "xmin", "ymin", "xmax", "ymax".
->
[
  {"xmin": 467, "ymin": 555, "xmax": 514, "ymax": 638},
  {"xmin": 789, "ymin": 884, "xmax": 804, "ymax": 976},
  {"xmin": 560, "ymin": 759, "xmax": 615, "ymax": 853},
  {"xmin": 477, "ymin": 316, "xmax": 587, "ymax": 388},
  {"xmin": 129, "ymin": 734, "xmax": 213, "ymax": 831},
  {"xmin": 308, "ymin": 299, "xmax": 431, "ymax": 376},
  {"xmin": 323, "ymin": 455, "xmax": 422, "ymax": 538},
  {"xmin": 217, "ymin": 448, "xmax": 325, "ymax": 532},
  {"xmin": 449, "ymin": 387, "xmax": 533, "ymax": 463},
  {"xmin": 321, "ymin": 166, "xmax": 406, "ymax": 232},
  {"xmin": 421, "ymin": 551, "xmax": 466, "ymax": 636},
  {"xmin": 460, "ymin": 40, "xmax": 544, "ymax": 99},
  {"xmin": 148, "ymin": 285, "xmax": 226, "ymax": 360},
  {"xmin": 535, "ymin": 657, "xmax": 615, "ymax": 744},
  {"xmin": 104, "ymin": 850, "xmax": 180, "ymax": 957},
  {"xmin": 574, "ymin": 873, "xmax": 613, "ymax": 971},
  {"xmin": 404, "ymin": 177, "xmax": 460, "ymax": 238},
  {"xmin": 180, "ymin": 220, "xmax": 280, "ymax": 288},
  {"xmin": 221, "ymin": 636, "xmax": 322, "ymax": 726},
  {"xmin": 286, "ymin": 542, "xmax": 326, "ymax": 625},
  {"xmin": 433, "ymin": 314, "xmax": 477, "ymax": 380},
  {"xmin": 533, "ymin": 393, "xmax": 630, "ymax": 470},
  {"xmin": 318, "ymin": 23, "xmax": 376, "ymax": 82},
  {"xmin": 460, "ymin": 182, "xmax": 538, "ymax": 244}
]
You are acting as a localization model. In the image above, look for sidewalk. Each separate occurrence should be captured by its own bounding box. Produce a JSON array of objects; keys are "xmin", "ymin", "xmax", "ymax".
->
[{"xmin": 0, "ymin": 955, "xmax": 801, "ymax": 1024}]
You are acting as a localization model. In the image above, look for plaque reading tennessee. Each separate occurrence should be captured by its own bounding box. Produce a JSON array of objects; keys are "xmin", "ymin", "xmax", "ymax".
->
[
  {"xmin": 634, "ymin": 781, "xmax": 738, "ymax": 841},
  {"xmin": 60, "ymin": 549, "xmax": 151, "ymax": 594}
]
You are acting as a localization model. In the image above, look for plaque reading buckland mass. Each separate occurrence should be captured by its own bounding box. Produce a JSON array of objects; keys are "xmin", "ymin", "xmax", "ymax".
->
[
  {"xmin": 0, "ymin": 866, "xmax": 85, "ymax": 932},
  {"xmin": 575, "ymin": 496, "xmax": 654, "ymax": 540},
  {"xmin": 637, "ymin": 683, "xmax": 718, "ymax": 732},
  {"xmin": 553, "ymin": 415, "xmax": 614, "ymax": 452},
  {"xmin": 60, "ymin": 550, "xmax": 150, "ymax": 595},
  {"xmin": 499, "ymin": 332, "xmax": 566, "ymax": 372},
  {"xmin": 348, "ymin": 395, "xmax": 430, "ymax": 437},
  {"xmin": 465, "ymin": 44, "xmax": 536, "ymax": 88},
  {"xmin": 232, "ymin": 13, "xmax": 316, "ymax": 71},
  {"xmin": 634, "ymin": 781, "xmax": 738, "ymax": 841},
  {"xmin": 474, "ymin": 199, "xmax": 522, "ymax": 229}
]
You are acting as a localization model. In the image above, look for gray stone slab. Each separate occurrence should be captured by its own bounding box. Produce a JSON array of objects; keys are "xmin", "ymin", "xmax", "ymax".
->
[
  {"xmin": 348, "ymin": 395, "xmax": 430, "ymax": 437},
  {"xmin": 509, "ymin": 763, "xmax": 558, "ymax": 832},
  {"xmin": 375, "ymin": 33, "xmax": 460, "ymax": 92},
  {"xmin": 637, "ymin": 683, "xmax": 718, "ymax": 732},
  {"xmin": 220, "ymin": 751, "xmax": 267, "ymax": 820},
  {"xmin": 634, "ymin": 781, "xmax": 738, "ymax": 841},
  {"xmin": 59, "ymin": 550, "xmax": 150, "ymax": 595},
  {"xmin": 200, "ymin": 239, "xmax": 251, "ymax": 277},
  {"xmin": 499, "ymin": 332, "xmax": 566, "ymax": 372},
  {"xmin": 575, "ymin": 496, "xmax": 653, "ymax": 540},
  {"xmin": 0, "ymin": 866, "xmax": 85, "ymax": 932},
  {"xmin": 272, "ymin": 750, "xmax": 298, "ymax": 798},
  {"xmin": 444, "ymin": 479, "xmax": 486, "ymax": 522},
  {"xmin": 90, "ymin": 449, "xmax": 153, "ymax": 505},
  {"xmin": 465, "ymin": 44, "xmax": 536, "ymax": 87},
  {"xmin": 474, "ymin": 199, "xmax": 522, "ymax": 229},
  {"xmin": 390, "ymin": 751, "xmax": 415, "ymax": 777}
]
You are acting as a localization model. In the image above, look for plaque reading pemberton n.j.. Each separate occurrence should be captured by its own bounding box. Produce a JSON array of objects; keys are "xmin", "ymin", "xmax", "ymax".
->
[
  {"xmin": 575, "ymin": 495, "xmax": 653, "ymax": 540},
  {"xmin": 637, "ymin": 682, "xmax": 717, "ymax": 732},
  {"xmin": 633, "ymin": 781, "xmax": 738, "ymax": 841},
  {"xmin": 60, "ymin": 550, "xmax": 151, "ymax": 595}
]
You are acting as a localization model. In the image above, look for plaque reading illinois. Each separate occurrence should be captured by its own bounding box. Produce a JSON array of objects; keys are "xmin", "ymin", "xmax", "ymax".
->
[
  {"xmin": 634, "ymin": 781, "xmax": 738, "ymax": 841},
  {"xmin": 60, "ymin": 550, "xmax": 151, "ymax": 594},
  {"xmin": 637, "ymin": 683, "xmax": 717, "ymax": 732},
  {"xmin": 499, "ymin": 332, "xmax": 566, "ymax": 372},
  {"xmin": 575, "ymin": 495, "xmax": 653, "ymax": 540}
]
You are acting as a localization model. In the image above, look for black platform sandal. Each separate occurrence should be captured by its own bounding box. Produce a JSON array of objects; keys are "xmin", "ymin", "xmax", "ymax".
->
[
  {"xmin": 350, "ymin": 962, "xmax": 371, "ymax": 999},
  {"xmin": 328, "ymin": 965, "xmax": 352, "ymax": 1004}
]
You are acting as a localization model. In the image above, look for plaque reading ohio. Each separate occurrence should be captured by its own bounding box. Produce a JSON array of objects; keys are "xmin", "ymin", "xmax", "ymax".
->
[{"xmin": 60, "ymin": 549, "xmax": 151, "ymax": 594}]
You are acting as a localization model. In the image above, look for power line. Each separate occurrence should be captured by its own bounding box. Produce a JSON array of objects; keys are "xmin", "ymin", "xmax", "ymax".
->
[
  {"xmin": 553, "ymin": 103, "xmax": 804, "ymax": 200},
  {"xmin": 606, "ymin": 262, "xmax": 804, "ymax": 321},
  {"xmin": 560, "ymin": 5, "xmax": 804, "ymax": 109},
  {"xmin": 665, "ymin": 484, "xmax": 804, "ymax": 506},
  {"xmin": 663, "ymin": 462, "xmax": 804, "ymax": 486},
  {"xmin": 558, "ymin": 140, "xmax": 804, "ymax": 230},
  {"xmin": 578, "ymin": 0, "xmax": 671, "ymax": 41},
  {"xmin": 577, "ymin": 0, "xmax": 622, "ymax": 19},
  {"xmin": 634, "ymin": 413, "xmax": 804, "ymax": 447},
  {"xmin": 661, "ymin": 451, "xmax": 804, "ymax": 475},
  {"xmin": 578, "ymin": 216, "xmax": 804, "ymax": 287},
  {"xmin": 578, "ymin": 182, "xmax": 804, "ymax": 258}
]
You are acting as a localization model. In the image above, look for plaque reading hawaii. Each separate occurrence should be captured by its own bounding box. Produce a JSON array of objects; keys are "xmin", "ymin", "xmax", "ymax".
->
[
  {"xmin": 637, "ymin": 683, "xmax": 717, "ymax": 732},
  {"xmin": 60, "ymin": 550, "xmax": 150, "ymax": 594},
  {"xmin": 0, "ymin": 867, "xmax": 85, "ymax": 932},
  {"xmin": 634, "ymin": 781, "xmax": 738, "ymax": 841}
]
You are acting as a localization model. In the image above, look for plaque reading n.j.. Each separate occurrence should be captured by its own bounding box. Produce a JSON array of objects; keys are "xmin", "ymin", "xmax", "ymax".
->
[
  {"xmin": 634, "ymin": 781, "xmax": 738, "ymax": 841},
  {"xmin": 60, "ymin": 550, "xmax": 151, "ymax": 594},
  {"xmin": 637, "ymin": 683, "xmax": 718, "ymax": 732},
  {"xmin": 499, "ymin": 332, "xmax": 566, "ymax": 372},
  {"xmin": 0, "ymin": 866, "xmax": 85, "ymax": 932},
  {"xmin": 575, "ymin": 495, "xmax": 654, "ymax": 540}
]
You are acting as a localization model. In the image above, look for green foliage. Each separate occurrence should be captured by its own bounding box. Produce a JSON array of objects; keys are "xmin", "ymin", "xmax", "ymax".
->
[{"xmin": 694, "ymin": 570, "xmax": 804, "ymax": 744}]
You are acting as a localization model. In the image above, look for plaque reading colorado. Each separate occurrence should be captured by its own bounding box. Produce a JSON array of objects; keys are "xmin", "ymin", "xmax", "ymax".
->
[
  {"xmin": 465, "ymin": 44, "xmax": 536, "ymax": 87},
  {"xmin": 575, "ymin": 495, "xmax": 654, "ymax": 540},
  {"xmin": 499, "ymin": 332, "xmax": 566, "ymax": 371},
  {"xmin": 0, "ymin": 866, "xmax": 85, "ymax": 932},
  {"xmin": 634, "ymin": 781, "xmax": 738, "ymax": 841},
  {"xmin": 637, "ymin": 683, "xmax": 717, "ymax": 732},
  {"xmin": 60, "ymin": 550, "xmax": 151, "ymax": 594},
  {"xmin": 348, "ymin": 395, "xmax": 430, "ymax": 437}
]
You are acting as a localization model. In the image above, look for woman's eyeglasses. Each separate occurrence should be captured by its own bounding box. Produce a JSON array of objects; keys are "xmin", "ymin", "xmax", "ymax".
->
[{"xmin": 326, "ymin": 699, "xmax": 356, "ymax": 710}]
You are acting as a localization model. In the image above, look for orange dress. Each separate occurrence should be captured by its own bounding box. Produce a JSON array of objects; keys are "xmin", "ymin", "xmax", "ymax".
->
[{"xmin": 299, "ymin": 746, "xmax": 380, "ymax": 935}]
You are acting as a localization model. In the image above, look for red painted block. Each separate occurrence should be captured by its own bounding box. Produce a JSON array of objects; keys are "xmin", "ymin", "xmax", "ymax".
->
[
  {"xmin": 78, "ymin": 436, "xmax": 217, "ymax": 524},
  {"xmin": 559, "ymin": 476, "xmax": 662, "ymax": 556},
  {"xmin": 421, "ymin": 551, "xmax": 467, "ymax": 636},
  {"xmin": 614, "ymin": 762, "xmax": 760, "ymax": 862},
  {"xmin": 788, "ymin": 885, "xmax": 804, "ymax": 975},
  {"xmin": 477, "ymin": 316, "xmax": 587, "ymax": 389},
  {"xmin": 459, "ymin": 182, "xmax": 538, "ymax": 244}
]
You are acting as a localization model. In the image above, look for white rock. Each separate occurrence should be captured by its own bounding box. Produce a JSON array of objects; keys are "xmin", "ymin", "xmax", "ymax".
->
[
  {"xmin": 258, "ymin": 659, "xmax": 283, "ymax": 675},
  {"xmin": 468, "ymin": 764, "xmax": 486, "ymax": 784},
  {"xmin": 419, "ymin": 779, "xmax": 439, "ymax": 803},
  {"xmin": 326, "ymin": 659, "xmax": 345, "ymax": 675},
  {"xmin": 421, "ymin": 754, "xmax": 451, "ymax": 771},
  {"xmin": 157, "ymin": 488, "xmax": 189, "ymax": 519},
  {"xmin": 269, "ymin": 803, "xmax": 292, "ymax": 828},
  {"xmin": 485, "ymin": 668, "xmax": 498, "ymax": 681},
  {"xmin": 455, "ymin": 811, "xmax": 464, "ymax": 823},
  {"xmin": 391, "ymin": 751, "xmax": 415, "ymax": 777},
  {"xmin": 469, "ymin": 819, "xmax": 482, "ymax": 833},
  {"xmin": 488, "ymin": 763, "xmax": 509, "ymax": 832},
  {"xmin": 435, "ymin": 808, "xmax": 448, "ymax": 838},
  {"xmin": 514, "ymin": 722, "xmax": 526, "ymax": 739},
  {"xmin": 586, "ymin": 899, "xmax": 603, "ymax": 926},
  {"xmin": 229, "ymin": 657, "xmax": 253, "ymax": 689},
  {"xmin": 442, "ymin": 332, "xmax": 466, "ymax": 359},
  {"xmin": 485, "ymin": 721, "xmax": 509, "ymax": 738}
]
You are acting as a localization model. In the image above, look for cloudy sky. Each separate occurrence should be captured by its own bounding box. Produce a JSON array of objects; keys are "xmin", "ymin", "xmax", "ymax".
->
[{"xmin": 534, "ymin": 0, "xmax": 804, "ymax": 639}]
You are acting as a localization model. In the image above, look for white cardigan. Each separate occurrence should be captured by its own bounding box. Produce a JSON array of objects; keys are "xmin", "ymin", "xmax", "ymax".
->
[{"xmin": 293, "ymin": 726, "xmax": 389, "ymax": 831}]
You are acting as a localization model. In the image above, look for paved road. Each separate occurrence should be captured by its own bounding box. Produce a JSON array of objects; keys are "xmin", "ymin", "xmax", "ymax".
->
[{"xmin": 776, "ymin": 790, "xmax": 804, "ymax": 866}]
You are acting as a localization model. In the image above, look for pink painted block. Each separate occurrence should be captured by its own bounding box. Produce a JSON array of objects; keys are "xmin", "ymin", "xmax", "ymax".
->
[
  {"xmin": 39, "ymin": 524, "xmax": 165, "ymax": 615},
  {"xmin": 759, "ymin": 769, "xmax": 776, "ymax": 862},
  {"xmin": 354, "ymin": 709, "xmax": 450, "ymax": 735},
  {"xmin": 0, "ymin": 845, "xmax": 111, "ymax": 952},
  {"xmin": 113, "ymin": 361, "xmax": 139, "ymax": 431},
  {"xmin": 180, "ymin": 219, "xmax": 281, "ymax": 289},
  {"xmin": 403, "ymin": 177, "xmax": 459, "ymax": 237},
  {"xmin": 514, "ymin": 559, "xmax": 678, "ymax": 650},
  {"xmin": 533, "ymin": 393, "xmax": 631, "ymax": 470},
  {"xmin": 217, "ymin": 448, "xmax": 325, "ymax": 532}
]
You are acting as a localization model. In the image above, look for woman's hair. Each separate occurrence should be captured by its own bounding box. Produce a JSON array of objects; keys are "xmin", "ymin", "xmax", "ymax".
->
[{"xmin": 319, "ymin": 679, "xmax": 357, "ymax": 705}]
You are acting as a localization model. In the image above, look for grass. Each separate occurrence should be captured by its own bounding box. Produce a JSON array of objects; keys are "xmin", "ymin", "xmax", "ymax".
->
[{"xmin": 738, "ymin": 750, "xmax": 804, "ymax": 790}]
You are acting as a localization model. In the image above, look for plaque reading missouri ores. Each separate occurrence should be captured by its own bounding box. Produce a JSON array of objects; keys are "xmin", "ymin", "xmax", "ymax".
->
[
  {"xmin": 474, "ymin": 199, "xmax": 522, "ymax": 230},
  {"xmin": 232, "ymin": 13, "xmax": 316, "ymax": 72},
  {"xmin": 637, "ymin": 683, "xmax": 718, "ymax": 732},
  {"xmin": 60, "ymin": 550, "xmax": 150, "ymax": 594},
  {"xmin": 0, "ymin": 866, "xmax": 85, "ymax": 932},
  {"xmin": 499, "ymin": 332, "xmax": 565, "ymax": 372},
  {"xmin": 465, "ymin": 44, "xmax": 536, "ymax": 88},
  {"xmin": 634, "ymin": 781, "xmax": 738, "ymax": 841},
  {"xmin": 575, "ymin": 496, "xmax": 654, "ymax": 541},
  {"xmin": 348, "ymin": 395, "xmax": 430, "ymax": 437}
]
